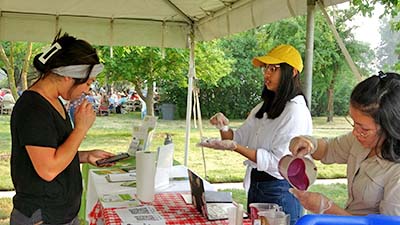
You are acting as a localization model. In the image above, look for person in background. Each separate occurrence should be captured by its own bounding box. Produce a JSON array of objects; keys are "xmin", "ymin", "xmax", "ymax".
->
[
  {"xmin": 108, "ymin": 92, "xmax": 118, "ymax": 113},
  {"xmin": 130, "ymin": 90, "xmax": 140, "ymax": 101},
  {"xmin": 0, "ymin": 88, "xmax": 5, "ymax": 101},
  {"xmin": 200, "ymin": 44, "xmax": 312, "ymax": 225},
  {"xmin": 116, "ymin": 92, "xmax": 128, "ymax": 114},
  {"xmin": 289, "ymin": 71, "xmax": 400, "ymax": 215},
  {"xmin": 86, "ymin": 88, "xmax": 98, "ymax": 110},
  {"xmin": 98, "ymin": 93, "xmax": 110, "ymax": 116},
  {"xmin": 10, "ymin": 31, "xmax": 115, "ymax": 225},
  {"xmin": 2, "ymin": 89, "xmax": 16, "ymax": 105}
]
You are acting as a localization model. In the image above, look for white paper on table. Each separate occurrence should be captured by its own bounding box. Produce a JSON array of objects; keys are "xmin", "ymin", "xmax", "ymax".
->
[
  {"xmin": 100, "ymin": 193, "xmax": 139, "ymax": 208},
  {"xmin": 115, "ymin": 206, "xmax": 165, "ymax": 225},
  {"xmin": 106, "ymin": 172, "xmax": 136, "ymax": 182}
]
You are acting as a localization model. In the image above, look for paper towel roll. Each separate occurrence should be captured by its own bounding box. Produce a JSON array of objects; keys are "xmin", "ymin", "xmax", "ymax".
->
[{"xmin": 135, "ymin": 151, "xmax": 156, "ymax": 202}]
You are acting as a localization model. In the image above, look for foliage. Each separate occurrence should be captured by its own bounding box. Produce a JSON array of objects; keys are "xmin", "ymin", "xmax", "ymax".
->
[
  {"xmin": 198, "ymin": 30, "xmax": 265, "ymax": 119},
  {"xmin": 352, "ymin": 0, "xmax": 400, "ymax": 17},
  {"xmin": 97, "ymin": 41, "xmax": 233, "ymax": 117},
  {"xmin": 0, "ymin": 41, "xmax": 45, "ymax": 98},
  {"xmin": 255, "ymin": 11, "xmax": 371, "ymax": 117},
  {"xmin": 377, "ymin": 16, "xmax": 400, "ymax": 71}
]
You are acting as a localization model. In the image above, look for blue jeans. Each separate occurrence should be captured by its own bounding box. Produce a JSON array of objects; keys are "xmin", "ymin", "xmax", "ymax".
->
[{"xmin": 247, "ymin": 179, "xmax": 303, "ymax": 225}]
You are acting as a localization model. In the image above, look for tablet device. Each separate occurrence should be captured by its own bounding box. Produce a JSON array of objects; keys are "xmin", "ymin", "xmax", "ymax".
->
[{"xmin": 96, "ymin": 153, "xmax": 130, "ymax": 166}]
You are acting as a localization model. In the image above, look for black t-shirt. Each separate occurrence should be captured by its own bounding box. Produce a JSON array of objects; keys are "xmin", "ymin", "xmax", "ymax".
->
[{"xmin": 10, "ymin": 91, "xmax": 82, "ymax": 224}]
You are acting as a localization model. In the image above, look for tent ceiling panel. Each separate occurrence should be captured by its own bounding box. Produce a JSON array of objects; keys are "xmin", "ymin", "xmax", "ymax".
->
[{"xmin": 0, "ymin": 0, "xmax": 348, "ymax": 47}]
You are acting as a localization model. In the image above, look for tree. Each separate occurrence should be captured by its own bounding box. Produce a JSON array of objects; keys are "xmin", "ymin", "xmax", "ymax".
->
[
  {"xmin": 256, "ymin": 10, "xmax": 372, "ymax": 120},
  {"xmin": 97, "ymin": 41, "xmax": 233, "ymax": 117},
  {"xmin": 0, "ymin": 42, "xmax": 18, "ymax": 99},
  {"xmin": 376, "ymin": 16, "xmax": 400, "ymax": 71},
  {"xmin": 198, "ymin": 30, "xmax": 265, "ymax": 119},
  {"xmin": 0, "ymin": 41, "xmax": 41, "ymax": 99}
]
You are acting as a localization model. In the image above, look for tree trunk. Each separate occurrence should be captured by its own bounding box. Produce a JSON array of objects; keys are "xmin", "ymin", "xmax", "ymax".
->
[
  {"xmin": 326, "ymin": 64, "xmax": 339, "ymax": 122},
  {"xmin": 145, "ymin": 81, "xmax": 155, "ymax": 116},
  {"xmin": 0, "ymin": 42, "xmax": 18, "ymax": 100},
  {"xmin": 135, "ymin": 82, "xmax": 155, "ymax": 117},
  {"xmin": 21, "ymin": 42, "xmax": 33, "ymax": 91}
]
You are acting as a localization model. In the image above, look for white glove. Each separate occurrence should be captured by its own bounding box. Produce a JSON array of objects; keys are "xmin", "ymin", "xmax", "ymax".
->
[
  {"xmin": 210, "ymin": 112, "xmax": 229, "ymax": 131},
  {"xmin": 289, "ymin": 135, "xmax": 318, "ymax": 157},
  {"xmin": 198, "ymin": 138, "xmax": 237, "ymax": 151},
  {"xmin": 289, "ymin": 188, "xmax": 333, "ymax": 214}
]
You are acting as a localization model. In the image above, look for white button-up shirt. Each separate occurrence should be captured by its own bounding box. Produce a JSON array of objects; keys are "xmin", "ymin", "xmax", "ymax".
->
[{"xmin": 233, "ymin": 95, "xmax": 312, "ymax": 192}]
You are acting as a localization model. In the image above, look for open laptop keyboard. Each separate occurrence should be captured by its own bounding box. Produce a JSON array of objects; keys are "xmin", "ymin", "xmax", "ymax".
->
[{"xmin": 207, "ymin": 204, "xmax": 228, "ymax": 220}]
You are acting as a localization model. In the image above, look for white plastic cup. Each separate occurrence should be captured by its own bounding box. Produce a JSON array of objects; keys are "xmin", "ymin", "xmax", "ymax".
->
[
  {"xmin": 249, "ymin": 203, "xmax": 282, "ymax": 225},
  {"xmin": 258, "ymin": 211, "xmax": 290, "ymax": 225},
  {"xmin": 228, "ymin": 206, "xmax": 237, "ymax": 225}
]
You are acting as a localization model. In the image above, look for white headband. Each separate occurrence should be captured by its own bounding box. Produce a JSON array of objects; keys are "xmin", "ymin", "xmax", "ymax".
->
[{"xmin": 51, "ymin": 64, "xmax": 104, "ymax": 79}]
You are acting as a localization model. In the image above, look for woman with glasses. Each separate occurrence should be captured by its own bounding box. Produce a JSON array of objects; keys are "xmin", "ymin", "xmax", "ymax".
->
[
  {"xmin": 200, "ymin": 44, "xmax": 312, "ymax": 225},
  {"xmin": 289, "ymin": 72, "xmax": 400, "ymax": 215}
]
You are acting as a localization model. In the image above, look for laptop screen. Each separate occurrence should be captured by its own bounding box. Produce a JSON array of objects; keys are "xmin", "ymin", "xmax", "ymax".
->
[{"xmin": 187, "ymin": 169, "xmax": 207, "ymax": 217}]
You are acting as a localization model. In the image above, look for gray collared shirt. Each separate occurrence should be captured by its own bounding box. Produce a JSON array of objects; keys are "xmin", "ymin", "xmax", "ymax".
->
[{"xmin": 322, "ymin": 132, "xmax": 400, "ymax": 215}]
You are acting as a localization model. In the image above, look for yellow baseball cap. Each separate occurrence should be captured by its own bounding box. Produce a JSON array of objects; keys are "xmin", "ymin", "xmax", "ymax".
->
[{"xmin": 252, "ymin": 44, "xmax": 303, "ymax": 73}]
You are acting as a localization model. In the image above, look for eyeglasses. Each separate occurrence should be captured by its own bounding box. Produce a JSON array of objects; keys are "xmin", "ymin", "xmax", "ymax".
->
[
  {"xmin": 344, "ymin": 115, "xmax": 377, "ymax": 138},
  {"xmin": 261, "ymin": 64, "xmax": 280, "ymax": 74}
]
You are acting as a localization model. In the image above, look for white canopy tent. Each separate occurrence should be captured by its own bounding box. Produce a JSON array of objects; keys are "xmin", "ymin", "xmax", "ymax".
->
[
  {"xmin": 1, "ymin": 0, "xmax": 348, "ymax": 46},
  {"xmin": 0, "ymin": 0, "xmax": 349, "ymax": 165}
]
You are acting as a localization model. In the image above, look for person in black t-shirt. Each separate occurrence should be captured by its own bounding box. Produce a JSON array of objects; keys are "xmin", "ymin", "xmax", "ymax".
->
[{"xmin": 10, "ymin": 31, "xmax": 115, "ymax": 225}]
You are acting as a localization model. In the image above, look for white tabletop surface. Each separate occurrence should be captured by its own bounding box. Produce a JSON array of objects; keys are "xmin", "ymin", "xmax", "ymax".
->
[{"xmin": 85, "ymin": 165, "xmax": 216, "ymax": 223}]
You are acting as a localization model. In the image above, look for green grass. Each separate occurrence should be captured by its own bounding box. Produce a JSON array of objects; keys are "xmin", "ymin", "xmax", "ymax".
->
[
  {"xmin": 0, "ymin": 113, "xmax": 352, "ymax": 190},
  {"xmin": 0, "ymin": 113, "xmax": 352, "ymax": 223},
  {"xmin": 0, "ymin": 197, "xmax": 12, "ymax": 224}
]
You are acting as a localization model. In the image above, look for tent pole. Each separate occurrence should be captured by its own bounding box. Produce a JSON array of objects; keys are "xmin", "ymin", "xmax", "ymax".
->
[
  {"xmin": 184, "ymin": 27, "xmax": 195, "ymax": 166},
  {"xmin": 318, "ymin": 1, "xmax": 362, "ymax": 81},
  {"xmin": 304, "ymin": 0, "xmax": 316, "ymax": 110}
]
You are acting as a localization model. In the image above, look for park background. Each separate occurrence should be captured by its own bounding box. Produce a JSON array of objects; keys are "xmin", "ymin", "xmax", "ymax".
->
[{"xmin": 1, "ymin": 1, "xmax": 400, "ymax": 224}]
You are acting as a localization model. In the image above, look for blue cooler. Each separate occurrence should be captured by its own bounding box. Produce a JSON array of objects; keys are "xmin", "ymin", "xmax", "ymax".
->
[{"xmin": 295, "ymin": 214, "xmax": 400, "ymax": 225}]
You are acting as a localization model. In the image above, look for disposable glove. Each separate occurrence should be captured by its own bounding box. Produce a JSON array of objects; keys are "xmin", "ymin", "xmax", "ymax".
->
[
  {"xmin": 289, "ymin": 135, "xmax": 318, "ymax": 157},
  {"xmin": 289, "ymin": 188, "xmax": 333, "ymax": 214},
  {"xmin": 209, "ymin": 112, "xmax": 229, "ymax": 131},
  {"xmin": 198, "ymin": 138, "xmax": 237, "ymax": 151}
]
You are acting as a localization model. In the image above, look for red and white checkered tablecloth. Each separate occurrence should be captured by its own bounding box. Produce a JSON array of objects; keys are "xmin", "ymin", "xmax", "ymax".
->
[{"xmin": 89, "ymin": 192, "xmax": 252, "ymax": 225}]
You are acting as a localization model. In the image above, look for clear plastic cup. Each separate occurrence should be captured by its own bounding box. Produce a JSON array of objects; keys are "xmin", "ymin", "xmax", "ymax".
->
[
  {"xmin": 258, "ymin": 211, "xmax": 290, "ymax": 225},
  {"xmin": 249, "ymin": 203, "xmax": 282, "ymax": 225}
]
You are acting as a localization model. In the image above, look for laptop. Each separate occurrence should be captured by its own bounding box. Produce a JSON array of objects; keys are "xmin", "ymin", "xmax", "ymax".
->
[{"xmin": 187, "ymin": 169, "xmax": 236, "ymax": 220}]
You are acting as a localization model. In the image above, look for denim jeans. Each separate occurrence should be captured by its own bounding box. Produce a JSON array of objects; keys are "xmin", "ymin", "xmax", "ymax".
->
[
  {"xmin": 10, "ymin": 208, "xmax": 80, "ymax": 225},
  {"xmin": 247, "ymin": 179, "xmax": 303, "ymax": 225}
]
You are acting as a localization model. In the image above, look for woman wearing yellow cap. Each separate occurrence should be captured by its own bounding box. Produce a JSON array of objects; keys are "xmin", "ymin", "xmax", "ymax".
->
[{"xmin": 200, "ymin": 44, "xmax": 312, "ymax": 225}]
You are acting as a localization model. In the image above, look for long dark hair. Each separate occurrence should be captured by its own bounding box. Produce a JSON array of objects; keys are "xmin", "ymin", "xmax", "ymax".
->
[
  {"xmin": 255, "ymin": 63, "xmax": 306, "ymax": 119},
  {"xmin": 32, "ymin": 31, "xmax": 100, "ymax": 86},
  {"xmin": 350, "ymin": 72, "xmax": 400, "ymax": 162}
]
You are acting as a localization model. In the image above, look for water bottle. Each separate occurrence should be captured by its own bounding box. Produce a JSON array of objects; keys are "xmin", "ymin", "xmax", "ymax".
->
[{"xmin": 164, "ymin": 133, "xmax": 172, "ymax": 145}]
